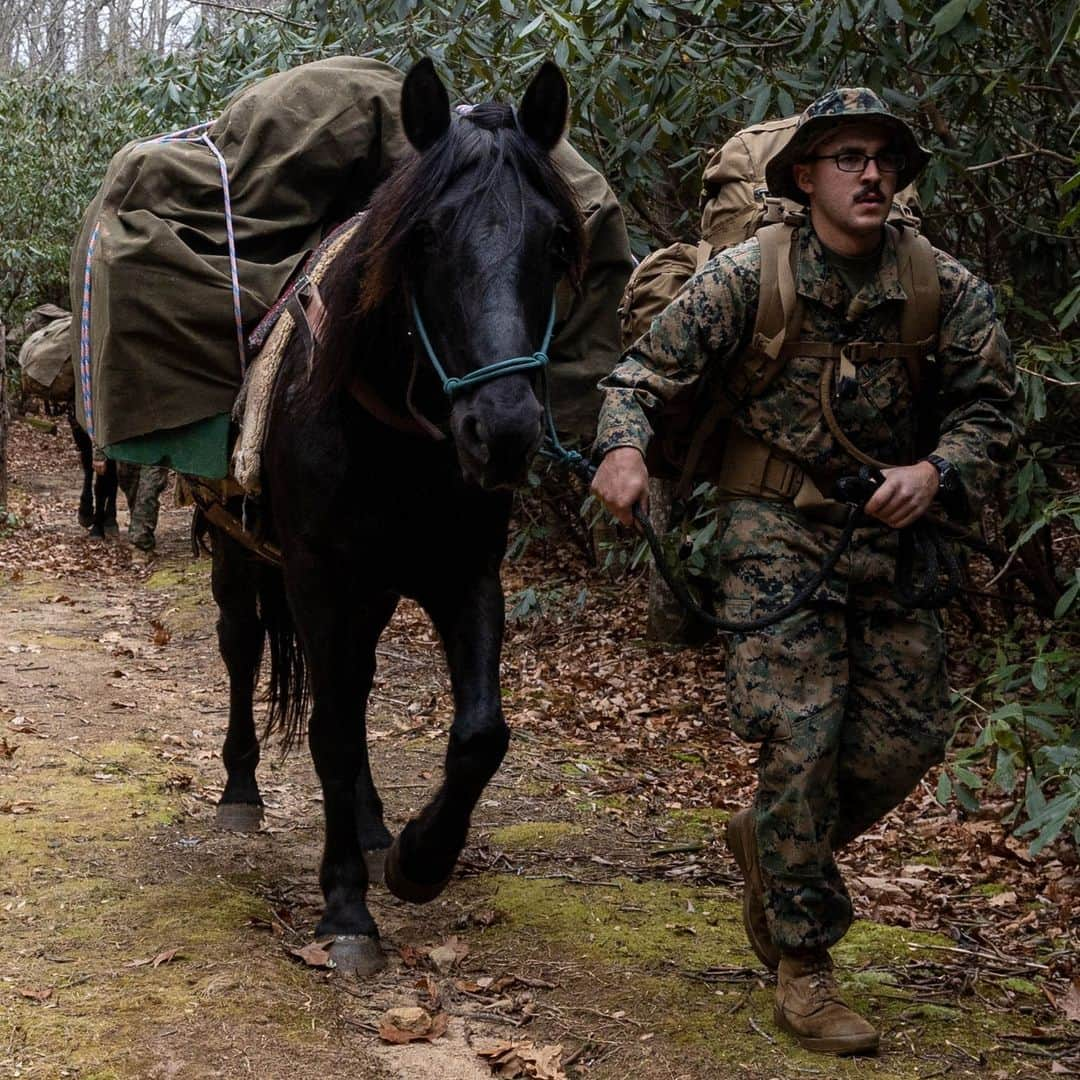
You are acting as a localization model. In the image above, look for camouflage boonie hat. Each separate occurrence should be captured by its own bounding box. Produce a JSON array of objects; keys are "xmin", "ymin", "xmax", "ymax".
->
[{"xmin": 765, "ymin": 87, "xmax": 930, "ymax": 204}]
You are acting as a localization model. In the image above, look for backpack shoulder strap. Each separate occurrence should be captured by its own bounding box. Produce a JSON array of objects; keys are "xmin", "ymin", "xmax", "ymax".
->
[
  {"xmin": 893, "ymin": 225, "xmax": 940, "ymax": 345},
  {"xmin": 889, "ymin": 224, "xmax": 941, "ymax": 394},
  {"xmin": 741, "ymin": 222, "xmax": 802, "ymax": 397}
]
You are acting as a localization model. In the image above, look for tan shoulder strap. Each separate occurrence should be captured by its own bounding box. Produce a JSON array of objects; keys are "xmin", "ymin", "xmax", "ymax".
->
[
  {"xmin": 889, "ymin": 224, "xmax": 941, "ymax": 393},
  {"xmin": 743, "ymin": 222, "xmax": 802, "ymax": 396},
  {"xmin": 694, "ymin": 239, "xmax": 713, "ymax": 272},
  {"xmin": 893, "ymin": 224, "xmax": 940, "ymax": 345}
]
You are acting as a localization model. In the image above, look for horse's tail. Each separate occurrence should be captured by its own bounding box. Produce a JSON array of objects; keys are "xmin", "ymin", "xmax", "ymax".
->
[{"xmin": 259, "ymin": 569, "xmax": 309, "ymax": 751}]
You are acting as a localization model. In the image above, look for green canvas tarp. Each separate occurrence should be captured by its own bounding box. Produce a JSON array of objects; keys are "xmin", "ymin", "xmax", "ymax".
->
[{"xmin": 71, "ymin": 56, "xmax": 632, "ymax": 477}]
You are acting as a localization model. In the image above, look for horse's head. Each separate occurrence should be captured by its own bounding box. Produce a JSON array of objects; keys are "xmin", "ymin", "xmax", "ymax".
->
[{"xmin": 387, "ymin": 58, "xmax": 584, "ymax": 490}]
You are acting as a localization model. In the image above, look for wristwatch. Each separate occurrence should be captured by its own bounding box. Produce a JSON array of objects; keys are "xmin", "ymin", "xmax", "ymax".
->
[{"xmin": 925, "ymin": 454, "xmax": 962, "ymax": 500}]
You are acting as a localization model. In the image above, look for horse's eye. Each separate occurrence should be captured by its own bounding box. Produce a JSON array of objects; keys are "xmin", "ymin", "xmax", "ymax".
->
[{"xmin": 550, "ymin": 224, "xmax": 574, "ymax": 266}]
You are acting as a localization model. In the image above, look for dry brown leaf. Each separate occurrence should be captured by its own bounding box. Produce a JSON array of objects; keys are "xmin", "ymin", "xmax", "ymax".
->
[
  {"xmin": 1062, "ymin": 978, "xmax": 1080, "ymax": 1023},
  {"xmin": 0, "ymin": 801, "xmax": 36, "ymax": 814},
  {"xmin": 476, "ymin": 1039, "xmax": 566, "ymax": 1080},
  {"xmin": 0, "ymin": 737, "xmax": 18, "ymax": 759},
  {"xmin": 151, "ymin": 948, "xmax": 179, "ymax": 968},
  {"xmin": 17, "ymin": 987, "xmax": 52, "ymax": 1003},
  {"xmin": 986, "ymin": 890, "xmax": 1018, "ymax": 907},
  {"xmin": 286, "ymin": 940, "xmax": 333, "ymax": 968},
  {"xmin": 377, "ymin": 1005, "xmax": 449, "ymax": 1044},
  {"xmin": 150, "ymin": 620, "xmax": 171, "ymax": 646},
  {"xmin": 428, "ymin": 935, "xmax": 469, "ymax": 972}
]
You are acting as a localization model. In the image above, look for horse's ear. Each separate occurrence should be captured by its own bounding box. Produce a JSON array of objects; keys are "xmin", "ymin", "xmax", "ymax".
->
[
  {"xmin": 519, "ymin": 61, "xmax": 568, "ymax": 152},
  {"xmin": 401, "ymin": 57, "xmax": 451, "ymax": 152}
]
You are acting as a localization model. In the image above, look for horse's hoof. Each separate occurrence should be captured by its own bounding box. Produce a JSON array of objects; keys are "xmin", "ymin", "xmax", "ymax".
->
[
  {"xmin": 363, "ymin": 846, "xmax": 388, "ymax": 885},
  {"xmin": 384, "ymin": 833, "xmax": 451, "ymax": 905},
  {"xmin": 216, "ymin": 802, "xmax": 264, "ymax": 832},
  {"xmin": 88, "ymin": 527, "xmax": 105, "ymax": 540},
  {"xmin": 329, "ymin": 934, "xmax": 386, "ymax": 976},
  {"xmin": 78, "ymin": 510, "xmax": 93, "ymax": 528}
]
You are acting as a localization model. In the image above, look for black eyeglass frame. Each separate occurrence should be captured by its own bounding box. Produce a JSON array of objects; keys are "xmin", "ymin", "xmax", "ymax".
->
[{"xmin": 804, "ymin": 151, "xmax": 907, "ymax": 174}]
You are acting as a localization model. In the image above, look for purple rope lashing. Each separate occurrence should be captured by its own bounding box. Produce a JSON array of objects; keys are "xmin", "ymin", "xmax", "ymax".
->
[{"xmin": 78, "ymin": 221, "xmax": 100, "ymax": 442}]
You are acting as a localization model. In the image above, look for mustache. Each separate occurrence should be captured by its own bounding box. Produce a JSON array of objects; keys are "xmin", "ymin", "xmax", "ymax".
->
[{"xmin": 855, "ymin": 182, "xmax": 885, "ymax": 201}]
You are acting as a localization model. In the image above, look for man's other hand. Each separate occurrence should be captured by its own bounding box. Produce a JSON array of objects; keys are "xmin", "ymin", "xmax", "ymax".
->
[
  {"xmin": 591, "ymin": 447, "xmax": 649, "ymax": 528},
  {"xmin": 864, "ymin": 461, "xmax": 939, "ymax": 529}
]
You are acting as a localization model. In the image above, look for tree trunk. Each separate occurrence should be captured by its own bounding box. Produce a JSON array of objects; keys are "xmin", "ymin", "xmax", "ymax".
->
[{"xmin": 0, "ymin": 323, "xmax": 8, "ymax": 511}]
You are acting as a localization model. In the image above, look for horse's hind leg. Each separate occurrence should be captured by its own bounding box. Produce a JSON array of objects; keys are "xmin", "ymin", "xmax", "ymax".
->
[
  {"xmin": 89, "ymin": 461, "xmax": 117, "ymax": 539},
  {"xmin": 211, "ymin": 526, "xmax": 266, "ymax": 831},
  {"xmin": 69, "ymin": 415, "xmax": 94, "ymax": 528},
  {"xmin": 386, "ymin": 569, "xmax": 509, "ymax": 904}
]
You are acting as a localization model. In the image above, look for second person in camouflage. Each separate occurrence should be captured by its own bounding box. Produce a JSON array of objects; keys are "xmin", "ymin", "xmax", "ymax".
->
[{"xmin": 592, "ymin": 88, "xmax": 1021, "ymax": 1056}]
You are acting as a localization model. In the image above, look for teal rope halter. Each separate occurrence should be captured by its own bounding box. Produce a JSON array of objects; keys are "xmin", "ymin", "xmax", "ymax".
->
[
  {"xmin": 410, "ymin": 295, "xmax": 557, "ymax": 398},
  {"xmin": 409, "ymin": 293, "xmax": 589, "ymax": 475}
]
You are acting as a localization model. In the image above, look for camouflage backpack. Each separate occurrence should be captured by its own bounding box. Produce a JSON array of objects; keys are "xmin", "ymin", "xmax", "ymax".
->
[{"xmin": 619, "ymin": 116, "xmax": 938, "ymax": 496}]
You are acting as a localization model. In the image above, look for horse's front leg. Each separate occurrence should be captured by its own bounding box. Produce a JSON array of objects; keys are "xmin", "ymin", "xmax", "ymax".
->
[
  {"xmin": 386, "ymin": 568, "xmax": 509, "ymax": 903},
  {"xmin": 292, "ymin": 571, "xmax": 397, "ymax": 975}
]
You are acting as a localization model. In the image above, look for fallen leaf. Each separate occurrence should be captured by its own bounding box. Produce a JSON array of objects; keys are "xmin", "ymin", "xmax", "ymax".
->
[
  {"xmin": 17, "ymin": 987, "xmax": 52, "ymax": 1002},
  {"xmin": 986, "ymin": 890, "xmax": 1018, "ymax": 907},
  {"xmin": 378, "ymin": 1005, "xmax": 449, "ymax": 1044},
  {"xmin": 126, "ymin": 948, "xmax": 181, "ymax": 969},
  {"xmin": 1062, "ymin": 978, "xmax": 1080, "ymax": 1023},
  {"xmin": 150, "ymin": 620, "xmax": 171, "ymax": 646},
  {"xmin": 0, "ymin": 737, "xmax": 18, "ymax": 759},
  {"xmin": 0, "ymin": 801, "xmax": 36, "ymax": 815},
  {"xmin": 476, "ymin": 1039, "xmax": 566, "ymax": 1079},
  {"xmin": 428, "ymin": 935, "xmax": 469, "ymax": 973},
  {"xmin": 286, "ymin": 941, "xmax": 333, "ymax": 968}
]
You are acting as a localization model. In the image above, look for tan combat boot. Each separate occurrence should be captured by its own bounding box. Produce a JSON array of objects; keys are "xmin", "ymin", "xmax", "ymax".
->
[
  {"xmin": 775, "ymin": 951, "xmax": 879, "ymax": 1055},
  {"xmin": 725, "ymin": 808, "xmax": 779, "ymax": 971}
]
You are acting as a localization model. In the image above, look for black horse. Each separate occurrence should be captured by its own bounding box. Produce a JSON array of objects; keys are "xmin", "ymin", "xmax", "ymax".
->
[{"xmin": 207, "ymin": 58, "xmax": 585, "ymax": 974}]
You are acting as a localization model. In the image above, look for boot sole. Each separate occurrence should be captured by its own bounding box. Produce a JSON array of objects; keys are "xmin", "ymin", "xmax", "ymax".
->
[
  {"xmin": 725, "ymin": 815, "xmax": 780, "ymax": 972},
  {"xmin": 773, "ymin": 1004, "xmax": 880, "ymax": 1056}
]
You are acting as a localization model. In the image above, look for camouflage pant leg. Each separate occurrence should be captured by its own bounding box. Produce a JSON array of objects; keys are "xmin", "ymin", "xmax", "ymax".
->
[
  {"xmin": 712, "ymin": 499, "xmax": 950, "ymax": 953},
  {"xmin": 128, "ymin": 466, "xmax": 170, "ymax": 547},
  {"xmin": 116, "ymin": 462, "xmax": 140, "ymax": 507},
  {"xmin": 832, "ymin": 530, "xmax": 951, "ymax": 850}
]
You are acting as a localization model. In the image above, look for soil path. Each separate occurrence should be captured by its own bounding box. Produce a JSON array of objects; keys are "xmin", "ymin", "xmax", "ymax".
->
[{"xmin": 0, "ymin": 423, "xmax": 1073, "ymax": 1080}]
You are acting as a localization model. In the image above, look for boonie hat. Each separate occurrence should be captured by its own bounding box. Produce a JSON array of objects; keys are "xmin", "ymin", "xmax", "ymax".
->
[{"xmin": 765, "ymin": 87, "xmax": 931, "ymax": 204}]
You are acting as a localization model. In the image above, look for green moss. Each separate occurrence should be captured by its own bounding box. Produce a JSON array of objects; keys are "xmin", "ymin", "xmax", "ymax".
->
[
  {"xmin": 490, "ymin": 821, "xmax": 584, "ymax": 850},
  {"xmin": 663, "ymin": 808, "xmax": 730, "ymax": 843},
  {"xmin": 481, "ymin": 875, "xmax": 1023, "ymax": 1078},
  {"xmin": 558, "ymin": 756, "xmax": 607, "ymax": 778},
  {"xmin": 672, "ymin": 751, "xmax": 706, "ymax": 766},
  {"xmin": 146, "ymin": 560, "xmax": 212, "ymax": 633},
  {"xmin": 971, "ymin": 882, "xmax": 1010, "ymax": 896},
  {"xmin": 1001, "ymin": 977, "xmax": 1042, "ymax": 996}
]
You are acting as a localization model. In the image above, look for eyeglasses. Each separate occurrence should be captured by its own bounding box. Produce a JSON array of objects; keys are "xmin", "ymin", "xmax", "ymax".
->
[{"xmin": 807, "ymin": 151, "xmax": 906, "ymax": 174}]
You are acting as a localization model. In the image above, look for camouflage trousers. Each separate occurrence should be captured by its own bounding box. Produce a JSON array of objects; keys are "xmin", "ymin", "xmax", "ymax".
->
[
  {"xmin": 117, "ymin": 464, "xmax": 170, "ymax": 550},
  {"xmin": 712, "ymin": 498, "xmax": 951, "ymax": 953}
]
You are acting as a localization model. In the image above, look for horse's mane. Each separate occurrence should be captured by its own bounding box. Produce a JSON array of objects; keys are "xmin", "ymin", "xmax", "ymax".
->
[{"xmin": 310, "ymin": 104, "xmax": 587, "ymax": 403}]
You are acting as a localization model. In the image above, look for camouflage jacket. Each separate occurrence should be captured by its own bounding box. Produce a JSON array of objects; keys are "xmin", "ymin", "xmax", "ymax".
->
[{"xmin": 595, "ymin": 223, "xmax": 1022, "ymax": 514}]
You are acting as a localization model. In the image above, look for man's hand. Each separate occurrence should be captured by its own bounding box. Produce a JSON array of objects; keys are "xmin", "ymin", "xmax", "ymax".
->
[
  {"xmin": 591, "ymin": 446, "xmax": 649, "ymax": 528},
  {"xmin": 863, "ymin": 461, "xmax": 938, "ymax": 529}
]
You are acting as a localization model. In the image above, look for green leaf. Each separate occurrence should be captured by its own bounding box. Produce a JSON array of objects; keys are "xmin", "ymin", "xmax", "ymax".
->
[
  {"xmin": 1030, "ymin": 658, "xmax": 1049, "ymax": 691},
  {"xmin": 929, "ymin": 0, "xmax": 970, "ymax": 36},
  {"xmin": 1055, "ymin": 579, "xmax": 1080, "ymax": 620},
  {"xmin": 935, "ymin": 770, "xmax": 952, "ymax": 805}
]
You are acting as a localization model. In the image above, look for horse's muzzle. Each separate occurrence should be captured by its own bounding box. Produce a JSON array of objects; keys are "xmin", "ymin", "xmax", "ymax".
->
[{"xmin": 451, "ymin": 385, "xmax": 543, "ymax": 490}]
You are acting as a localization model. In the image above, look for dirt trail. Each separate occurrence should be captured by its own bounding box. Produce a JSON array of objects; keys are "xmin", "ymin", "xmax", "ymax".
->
[{"xmin": 0, "ymin": 423, "xmax": 1072, "ymax": 1080}]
